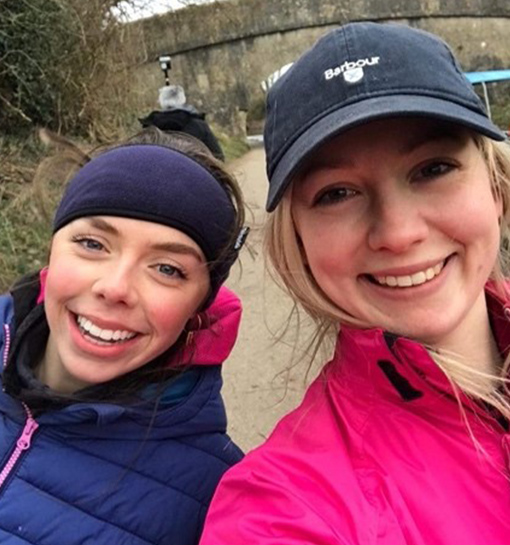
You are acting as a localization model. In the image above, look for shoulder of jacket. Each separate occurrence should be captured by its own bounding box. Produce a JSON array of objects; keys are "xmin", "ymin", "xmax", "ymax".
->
[{"xmin": 203, "ymin": 425, "xmax": 379, "ymax": 544}]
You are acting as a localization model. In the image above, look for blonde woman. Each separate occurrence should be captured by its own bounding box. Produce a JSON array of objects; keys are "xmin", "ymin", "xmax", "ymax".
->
[{"xmin": 200, "ymin": 22, "xmax": 510, "ymax": 544}]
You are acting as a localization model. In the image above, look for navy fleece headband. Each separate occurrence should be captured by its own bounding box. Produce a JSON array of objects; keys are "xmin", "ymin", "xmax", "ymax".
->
[{"xmin": 53, "ymin": 145, "xmax": 238, "ymax": 305}]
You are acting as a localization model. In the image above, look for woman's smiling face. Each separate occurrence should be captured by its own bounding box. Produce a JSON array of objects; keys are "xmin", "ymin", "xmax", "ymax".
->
[
  {"xmin": 291, "ymin": 118, "xmax": 502, "ymax": 347},
  {"xmin": 41, "ymin": 215, "xmax": 210, "ymax": 394}
]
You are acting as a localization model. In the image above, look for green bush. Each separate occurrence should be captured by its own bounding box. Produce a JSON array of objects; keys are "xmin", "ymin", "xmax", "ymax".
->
[
  {"xmin": 0, "ymin": 0, "xmax": 144, "ymax": 139},
  {"xmin": 0, "ymin": 206, "xmax": 52, "ymax": 292},
  {"xmin": 0, "ymin": 134, "xmax": 55, "ymax": 291},
  {"xmin": 0, "ymin": 0, "xmax": 80, "ymax": 134}
]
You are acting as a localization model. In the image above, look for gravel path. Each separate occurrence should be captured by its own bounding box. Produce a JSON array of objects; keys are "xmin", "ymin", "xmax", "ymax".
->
[{"xmin": 222, "ymin": 146, "xmax": 322, "ymax": 452}]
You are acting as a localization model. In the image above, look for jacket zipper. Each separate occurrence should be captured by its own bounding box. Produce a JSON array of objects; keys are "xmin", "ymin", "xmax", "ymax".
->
[
  {"xmin": 0, "ymin": 403, "xmax": 39, "ymax": 490},
  {"xmin": 2, "ymin": 324, "xmax": 11, "ymax": 370}
]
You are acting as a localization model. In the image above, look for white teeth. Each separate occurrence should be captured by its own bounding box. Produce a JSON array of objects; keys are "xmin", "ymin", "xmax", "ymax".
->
[
  {"xmin": 397, "ymin": 276, "xmax": 413, "ymax": 287},
  {"xmin": 386, "ymin": 276, "xmax": 398, "ymax": 287},
  {"xmin": 76, "ymin": 315, "xmax": 136, "ymax": 343},
  {"xmin": 410, "ymin": 271, "xmax": 427, "ymax": 286},
  {"xmin": 89, "ymin": 324, "xmax": 101, "ymax": 337},
  {"xmin": 374, "ymin": 261, "xmax": 445, "ymax": 288},
  {"xmin": 99, "ymin": 329, "xmax": 114, "ymax": 341}
]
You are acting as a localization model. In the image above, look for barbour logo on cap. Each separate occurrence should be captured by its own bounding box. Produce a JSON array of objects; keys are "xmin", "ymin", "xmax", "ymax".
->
[
  {"xmin": 343, "ymin": 67, "xmax": 363, "ymax": 83},
  {"xmin": 324, "ymin": 56, "xmax": 380, "ymax": 83}
]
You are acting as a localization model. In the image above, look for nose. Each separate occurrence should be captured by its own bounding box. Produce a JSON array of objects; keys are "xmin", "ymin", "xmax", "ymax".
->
[
  {"xmin": 91, "ymin": 263, "xmax": 139, "ymax": 307},
  {"xmin": 367, "ymin": 191, "xmax": 429, "ymax": 253}
]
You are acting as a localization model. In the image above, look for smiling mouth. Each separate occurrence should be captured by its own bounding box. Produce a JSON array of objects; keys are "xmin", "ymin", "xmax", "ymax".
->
[
  {"xmin": 368, "ymin": 259, "xmax": 447, "ymax": 288},
  {"xmin": 75, "ymin": 314, "xmax": 138, "ymax": 345}
]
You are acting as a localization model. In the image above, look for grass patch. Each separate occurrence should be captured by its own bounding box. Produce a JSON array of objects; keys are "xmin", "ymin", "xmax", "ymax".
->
[{"xmin": 0, "ymin": 133, "xmax": 60, "ymax": 291}]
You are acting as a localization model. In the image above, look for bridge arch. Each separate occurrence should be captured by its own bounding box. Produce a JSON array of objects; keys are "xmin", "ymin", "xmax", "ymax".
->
[{"xmin": 134, "ymin": 0, "xmax": 510, "ymax": 135}]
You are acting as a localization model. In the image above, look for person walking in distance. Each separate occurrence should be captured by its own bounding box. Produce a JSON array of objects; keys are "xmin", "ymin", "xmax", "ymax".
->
[{"xmin": 140, "ymin": 85, "xmax": 225, "ymax": 161}]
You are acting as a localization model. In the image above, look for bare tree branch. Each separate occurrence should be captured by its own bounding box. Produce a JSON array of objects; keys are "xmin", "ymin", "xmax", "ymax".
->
[{"xmin": 0, "ymin": 94, "xmax": 32, "ymax": 123}]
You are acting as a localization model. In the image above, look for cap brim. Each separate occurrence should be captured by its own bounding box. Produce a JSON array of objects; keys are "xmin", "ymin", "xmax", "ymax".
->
[{"xmin": 266, "ymin": 95, "xmax": 507, "ymax": 211}]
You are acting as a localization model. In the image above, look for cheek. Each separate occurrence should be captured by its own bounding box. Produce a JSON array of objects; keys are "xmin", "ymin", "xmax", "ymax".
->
[
  {"xmin": 454, "ymin": 193, "xmax": 501, "ymax": 243},
  {"xmin": 148, "ymin": 297, "xmax": 196, "ymax": 339},
  {"xmin": 440, "ymin": 187, "xmax": 501, "ymax": 276},
  {"xmin": 44, "ymin": 260, "xmax": 82, "ymax": 309},
  {"xmin": 299, "ymin": 221, "xmax": 357, "ymax": 280},
  {"xmin": 297, "ymin": 216, "xmax": 334, "ymax": 258},
  {"xmin": 302, "ymin": 242, "xmax": 354, "ymax": 299},
  {"xmin": 456, "ymin": 164, "xmax": 501, "ymax": 231}
]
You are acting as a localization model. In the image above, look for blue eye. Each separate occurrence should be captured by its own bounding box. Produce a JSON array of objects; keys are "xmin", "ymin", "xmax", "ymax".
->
[
  {"xmin": 72, "ymin": 236, "xmax": 104, "ymax": 251},
  {"xmin": 314, "ymin": 187, "xmax": 358, "ymax": 206},
  {"xmin": 156, "ymin": 263, "xmax": 186, "ymax": 279}
]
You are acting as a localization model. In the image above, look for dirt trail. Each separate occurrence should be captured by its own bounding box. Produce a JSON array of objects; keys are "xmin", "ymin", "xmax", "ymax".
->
[{"xmin": 222, "ymin": 147, "xmax": 319, "ymax": 452}]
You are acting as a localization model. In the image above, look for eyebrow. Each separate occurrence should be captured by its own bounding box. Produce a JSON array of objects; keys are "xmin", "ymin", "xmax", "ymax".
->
[
  {"xmin": 86, "ymin": 217, "xmax": 119, "ymax": 235},
  {"xmin": 83, "ymin": 217, "xmax": 204, "ymax": 262},
  {"xmin": 399, "ymin": 126, "xmax": 464, "ymax": 155},
  {"xmin": 150, "ymin": 242, "xmax": 205, "ymax": 262}
]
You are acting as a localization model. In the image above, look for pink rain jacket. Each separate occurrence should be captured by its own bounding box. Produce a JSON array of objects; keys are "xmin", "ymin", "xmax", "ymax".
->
[{"xmin": 200, "ymin": 286, "xmax": 510, "ymax": 544}]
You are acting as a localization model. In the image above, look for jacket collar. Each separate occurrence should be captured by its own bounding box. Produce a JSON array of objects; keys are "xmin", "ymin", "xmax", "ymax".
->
[{"xmin": 332, "ymin": 283, "xmax": 510, "ymax": 418}]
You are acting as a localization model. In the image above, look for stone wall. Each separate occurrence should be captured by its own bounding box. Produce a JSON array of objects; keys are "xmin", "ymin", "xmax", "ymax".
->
[{"xmin": 133, "ymin": 0, "xmax": 510, "ymax": 135}]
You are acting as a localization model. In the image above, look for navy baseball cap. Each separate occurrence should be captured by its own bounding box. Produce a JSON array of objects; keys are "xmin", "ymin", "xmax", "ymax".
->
[{"xmin": 264, "ymin": 22, "xmax": 507, "ymax": 212}]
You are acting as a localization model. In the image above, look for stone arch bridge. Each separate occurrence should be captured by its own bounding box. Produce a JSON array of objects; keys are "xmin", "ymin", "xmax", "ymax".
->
[{"xmin": 134, "ymin": 0, "xmax": 510, "ymax": 136}]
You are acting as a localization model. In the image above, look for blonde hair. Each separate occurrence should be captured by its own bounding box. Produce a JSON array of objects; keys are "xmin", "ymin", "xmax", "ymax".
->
[{"xmin": 265, "ymin": 134, "xmax": 510, "ymax": 419}]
